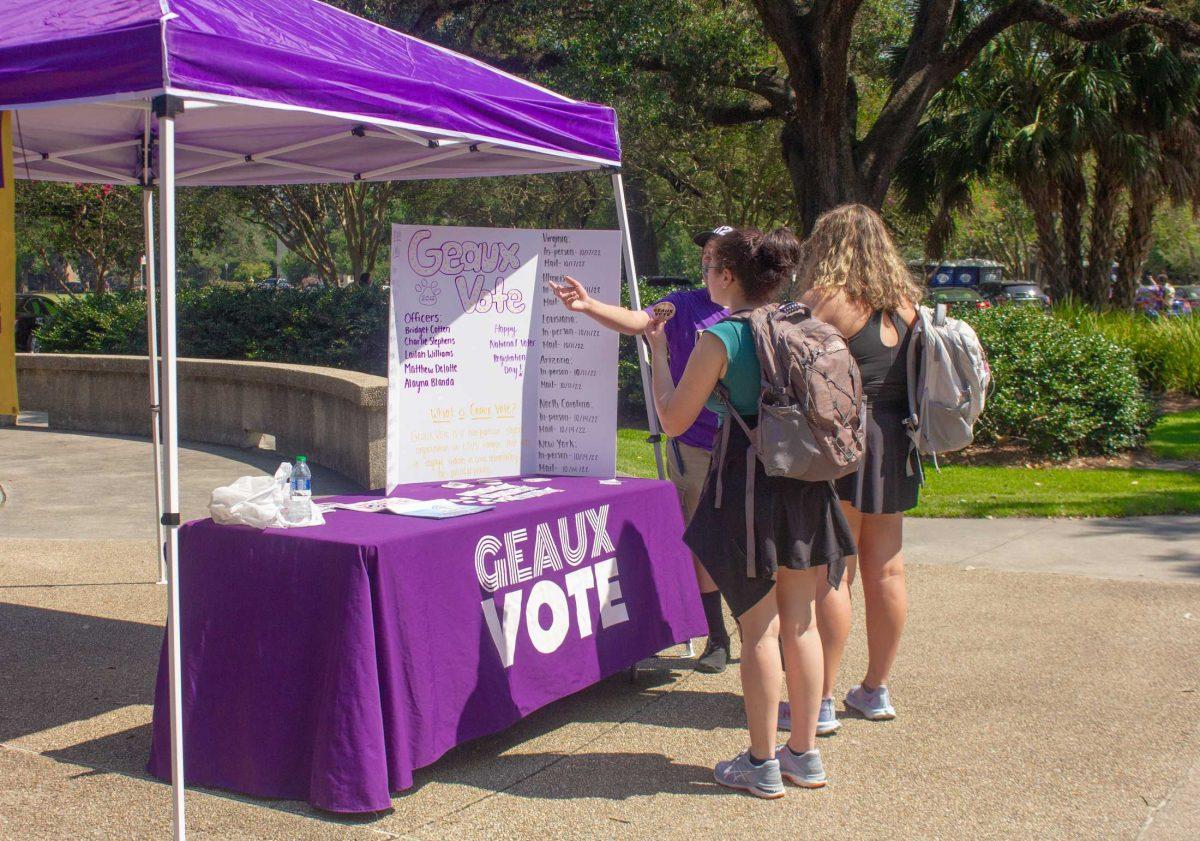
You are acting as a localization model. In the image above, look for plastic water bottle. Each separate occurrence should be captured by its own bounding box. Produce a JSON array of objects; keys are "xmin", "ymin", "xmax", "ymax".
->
[{"xmin": 289, "ymin": 455, "xmax": 312, "ymax": 523}]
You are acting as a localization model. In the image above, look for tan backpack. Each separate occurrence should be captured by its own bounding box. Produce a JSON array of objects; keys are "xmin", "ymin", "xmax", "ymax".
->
[{"xmin": 712, "ymin": 302, "xmax": 864, "ymax": 576}]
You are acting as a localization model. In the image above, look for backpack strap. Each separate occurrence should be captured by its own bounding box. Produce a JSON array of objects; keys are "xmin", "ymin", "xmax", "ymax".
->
[
  {"xmin": 711, "ymin": 382, "xmax": 759, "ymax": 578},
  {"xmin": 710, "ymin": 311, "xmax": 762, "ymax": 578},
  {"xmin": 710, "ymin": 382, "xmax": 755, "ymax": 508},
  {"xmin": 708, "ymin": 313, "xmax": 756, "ymax": 510},
  {"xmin": 903, "ymin": 309, "xmax": 927, "ymax": 483}
]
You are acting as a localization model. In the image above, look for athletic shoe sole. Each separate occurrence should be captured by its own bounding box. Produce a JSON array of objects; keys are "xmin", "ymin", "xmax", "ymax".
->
[
  {"xmin": 714, "ymin": 778, "xmax": 786, "ymax": 799},
  {"xmin": 781, "ymin": 772, "xmax": 827, "ymax": 789},
  {"xmin": 844, "ymin": 701, "xmax": 895, "ymax": 721},
  {"xmin": 816, "ymin": 720, "xmax": 841, "ymax": 736}
]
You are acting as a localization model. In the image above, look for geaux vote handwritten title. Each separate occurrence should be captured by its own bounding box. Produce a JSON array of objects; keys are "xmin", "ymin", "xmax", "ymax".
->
[
  {"xmin": 475, "ymin": 505, "xmax": 629, "ymax": 667},
  {"xmin": 408, "ymin": 229, "xmax": 526, "ymax": 314}
]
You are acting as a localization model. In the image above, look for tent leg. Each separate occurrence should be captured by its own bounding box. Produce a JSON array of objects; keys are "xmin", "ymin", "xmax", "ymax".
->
[
  {"xmin": 610, "ymin": 171, "xmax": 665, "ymax": 480},
  {"xmin": 156, "ymin": 103, "xmax": 187, "ymax": 841},
  {"xmin": 142, "ymin": 188, "xmax": 166, "ymax": 585}
]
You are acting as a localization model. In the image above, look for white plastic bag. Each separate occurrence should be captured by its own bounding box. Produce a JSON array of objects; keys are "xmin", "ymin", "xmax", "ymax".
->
[{"xmin": 209, "ymin": 463, "xmax": 325, "ymax": 529}]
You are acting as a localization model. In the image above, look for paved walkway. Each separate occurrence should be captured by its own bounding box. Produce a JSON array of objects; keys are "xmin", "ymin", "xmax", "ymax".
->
[{"xmin": 1, "ymin": 426, "xmax": 1198, "ymax": 838}]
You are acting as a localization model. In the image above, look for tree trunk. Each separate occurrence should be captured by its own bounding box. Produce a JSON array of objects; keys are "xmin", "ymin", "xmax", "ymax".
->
[
  {"xmin": 1085, "ymin": 151, "xmax": 1122, "ymax": 307},
  {"xmin": 1059, "ymin": 162, "xmax": 1087, "ymax": 301},
  {"xmin": 1116, "ymin": 177, "xmax": 1155, "ymax": 308},
  {"xmin": 1019, "ymin": 180, "xmax": 1063, "ymax": 294},
  {"xmin": 622, "ymin": 172, "xmax": 660, "ymax": 277},
  {"xmin": 781, "ymin": 117, "xmax": 870, "ymax": 235}
]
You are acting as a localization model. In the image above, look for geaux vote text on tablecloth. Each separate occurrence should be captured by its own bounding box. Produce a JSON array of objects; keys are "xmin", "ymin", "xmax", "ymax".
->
[{"xmin": 475, "ymin": 503, "xmax": 627, "ymax": 667}]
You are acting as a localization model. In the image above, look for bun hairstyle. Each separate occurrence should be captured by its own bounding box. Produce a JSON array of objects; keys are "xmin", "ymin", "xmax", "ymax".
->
[{"xmin": 712, "ymin": 227, "xmax": 801, "ymax": 303}]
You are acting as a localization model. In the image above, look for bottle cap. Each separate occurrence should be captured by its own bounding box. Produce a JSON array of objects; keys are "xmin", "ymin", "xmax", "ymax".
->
[{"xmin": 296, "ymin": 455, "xmax": 307, "ymax": 462}]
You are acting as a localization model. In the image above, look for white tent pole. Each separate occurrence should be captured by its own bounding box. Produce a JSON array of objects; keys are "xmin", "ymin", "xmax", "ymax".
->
[
  {"xmin": 142, "ymin": 188, "xmax": 167, "ymax": 585},
  {"xmin": 155, "ymin": 95, "xmax": 187, "ymax": 841},
  {"xmin": 610, "ymin": 171, "xmax": 665, "ymax": 480}
]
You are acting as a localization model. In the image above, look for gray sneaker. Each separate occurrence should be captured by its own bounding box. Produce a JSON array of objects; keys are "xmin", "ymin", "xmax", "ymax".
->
[
  {"xmin": 778, "ymin": 701, "xmax": 791, "ymax": 731},
  {"xmin": 713, "ymin": 750, "xmax": 785, "ymax": 799},
  {"xmin": 816, "ymin": 697, "xmax": 841, "ymax": 735},
  {"xmin": 844, "ymin": 684, "xmax": 896, "ymax": 720},
  {"xmin": 776, "ymin": 745, "xmax": 827, "ymax": 788}
]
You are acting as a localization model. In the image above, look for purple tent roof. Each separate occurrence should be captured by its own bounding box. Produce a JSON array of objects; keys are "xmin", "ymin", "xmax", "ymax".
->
[{"xmin": 0, "ymin": 0, "xmax": 621, "ymax": 185}]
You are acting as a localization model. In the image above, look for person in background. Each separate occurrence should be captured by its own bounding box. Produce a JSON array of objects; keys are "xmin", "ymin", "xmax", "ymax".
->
[
  {"xmin": 796, "ymin": 204, "xmax": 924, "ymax": 736},
  {"xmin": 1157, "ymin": 273, "xmax": 1176, "ymax": 311},
  {"xmin": 549, "ymin": 227, "xmax": 734, "ymax": 672},
  {"xmin": 648, "ymin": 226, "xmax": 855, "ymax": 797},
  {"xmin": 358, "ymin": 272, "xmax": 372, "ymax": 287}
]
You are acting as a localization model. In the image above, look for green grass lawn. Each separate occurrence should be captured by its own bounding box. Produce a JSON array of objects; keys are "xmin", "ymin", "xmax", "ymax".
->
[
  {"xmin": 908, "ymin": 465, "xmax": 1200, "ymax": 518},
  {"xmin": 1149, "ymin": 410, "xmax": 1200, "ymax": 461},
  {"xmin": 617, "ymin": 427, "xmax": 662, "ymax": 479},
  {"xmin": 616, "ymin": 427, "xmax": 1200, "ymax": 518}
]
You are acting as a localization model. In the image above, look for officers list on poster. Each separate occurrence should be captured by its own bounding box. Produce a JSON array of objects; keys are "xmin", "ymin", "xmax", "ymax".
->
[{"xmin": 388, "ymin": 225, "xmax": 619, "ymax": 486}]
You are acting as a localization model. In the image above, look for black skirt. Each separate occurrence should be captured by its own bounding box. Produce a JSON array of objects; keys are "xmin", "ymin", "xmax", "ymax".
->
[
  {"xmin": 834, "ymin": 400, "xmax": 921, "ymax": 514},
  {"xmin": 684, "ymin": 418, "xmax": 855, "ymax": 618}
]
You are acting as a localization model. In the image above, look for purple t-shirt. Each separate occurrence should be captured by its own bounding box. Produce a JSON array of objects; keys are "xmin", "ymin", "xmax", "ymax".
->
[{"xmin": 643, "ymin": 288, "xmax": 728, "ymax": 451}]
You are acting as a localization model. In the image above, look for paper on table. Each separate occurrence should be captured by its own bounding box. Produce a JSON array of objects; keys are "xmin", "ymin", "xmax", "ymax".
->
[
  {"xmin": 318, "ymin": 498, "xmax": 393, "ymax": 513},
  {"xmin": 383, "ymin": 498, "xmax": 493, "ymax": 518}
]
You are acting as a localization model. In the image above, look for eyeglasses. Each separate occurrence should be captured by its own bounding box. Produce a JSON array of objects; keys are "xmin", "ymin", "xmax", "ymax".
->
[{"xmin": 700, "ymin": 262, "xmax": 720, "ymax": 275}]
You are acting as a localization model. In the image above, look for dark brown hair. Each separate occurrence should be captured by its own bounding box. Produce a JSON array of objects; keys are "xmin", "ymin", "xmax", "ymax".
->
[{"xmin": 712, "ymin": 227, "xmax": 801, "ymax": 303}]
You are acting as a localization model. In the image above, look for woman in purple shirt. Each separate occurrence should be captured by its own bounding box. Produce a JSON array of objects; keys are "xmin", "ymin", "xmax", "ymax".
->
[{"xmin": 549, "ymin": 228, "xmax": 732, "ymax": 671}]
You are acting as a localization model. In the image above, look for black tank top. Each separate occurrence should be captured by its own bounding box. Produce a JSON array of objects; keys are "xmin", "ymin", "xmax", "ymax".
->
[{"xmin": 846, "ymin": 310, "xmax": 911, "ymax": 407}]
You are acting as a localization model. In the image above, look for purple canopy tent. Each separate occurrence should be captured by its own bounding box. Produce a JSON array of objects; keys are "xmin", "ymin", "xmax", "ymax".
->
[{"xmin": 0, "ymin": 1, "xmax": 667, "ymax": 836}]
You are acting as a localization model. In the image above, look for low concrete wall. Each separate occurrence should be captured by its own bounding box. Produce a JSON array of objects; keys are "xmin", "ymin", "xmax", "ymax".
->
[{"xmin": 15, "ymin": 354, "xmax": 387, "ymax": 489}]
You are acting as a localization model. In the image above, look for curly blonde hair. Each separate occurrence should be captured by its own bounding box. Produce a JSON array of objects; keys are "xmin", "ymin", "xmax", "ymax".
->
[{"xmin": 794, "ymin": 204, "xmax": 923, "ymax": 311}]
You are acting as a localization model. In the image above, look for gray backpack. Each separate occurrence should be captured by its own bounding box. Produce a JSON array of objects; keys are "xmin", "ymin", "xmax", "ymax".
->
[
  {"xmin": 712, "ymin": 302, "xmax": 864, "ymax": 576},
  {"xmin": 904, "ymin": 303, "xmax": 991, "ymax": 472}
]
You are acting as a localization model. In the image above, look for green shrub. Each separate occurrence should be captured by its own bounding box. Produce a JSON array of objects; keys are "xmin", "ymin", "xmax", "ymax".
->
[
  {"xmin": 36, "ymin": 285, "xmax": 389, "ymax": 375},
  {"xmin": 1052, "ymin": 302, "xmax": 1200, "ymax": 396},
  {"xmin": 963, "ymin": 306, "xmax": 1154, "ymax": 457}
]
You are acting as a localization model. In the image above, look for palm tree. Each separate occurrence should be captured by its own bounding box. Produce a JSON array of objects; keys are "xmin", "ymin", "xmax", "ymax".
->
[
  {"xmin": 1108, "ymin": 29, "xmax": 1200, "ymax": 306},
  {"xmin": 898, "ymin": 28, "xmax": 1087, "ymax": 299},
  {"xmin": 900, "ymin": 19, "xmax": 1200, "ymax": 308}
]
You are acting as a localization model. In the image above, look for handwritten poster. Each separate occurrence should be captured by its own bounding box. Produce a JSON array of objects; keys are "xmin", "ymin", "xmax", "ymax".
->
[{"xmin": 387, "ymin": 225, "xmax": 621, "ymax": 487}]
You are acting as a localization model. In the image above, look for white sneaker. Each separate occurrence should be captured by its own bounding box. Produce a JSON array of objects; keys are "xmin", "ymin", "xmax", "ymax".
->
[
  {"xmin": 713, "ymin": 750, "xmax": 785, "ymax": 799},
  {"xmin": 817, "ymin": 697, "xmax": 841, "ymax": 735},
  {"xmin": 844, "ymin": 684, "xmax": 896, "ymax": 720},
  {"xmin": 775, "ymin": 745, "xmax": 827, "ymax": 788}
]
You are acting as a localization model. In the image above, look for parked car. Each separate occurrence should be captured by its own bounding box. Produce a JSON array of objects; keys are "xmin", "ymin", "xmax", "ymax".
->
[
  {"xmin": 925, "ymin": 286, "xmax": 991, "ymax": 313},
  {"xmin": 15, "ymin": 292, "xmax": 68, "ymax": 351},
  {"xmin": 979, "ymin": 280, "xmax": 1051, "ymax": 309},
  {"xmin": 256, "ymin": 277, "xmax": 292, "ymax": 290},
  {"xmin": 1172, "ymin": 285, "xmax": 1199, "ymax": 315}
]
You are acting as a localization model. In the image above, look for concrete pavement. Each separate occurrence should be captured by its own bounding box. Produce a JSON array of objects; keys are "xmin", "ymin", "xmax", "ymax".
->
[{"xmin": 1, "ymin": 425, "xmax": 1198, "ymax": 839}]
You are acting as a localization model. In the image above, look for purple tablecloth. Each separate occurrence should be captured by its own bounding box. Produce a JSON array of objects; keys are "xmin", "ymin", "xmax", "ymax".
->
[{"xmin": 147, "ymin": 477, "xmax": 704, "ymax": 812}]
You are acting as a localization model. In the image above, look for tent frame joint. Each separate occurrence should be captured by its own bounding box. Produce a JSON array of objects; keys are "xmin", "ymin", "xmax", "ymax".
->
[{"xmin": 152, "ymin": 94, "xmax": 186, "ymax": 119}]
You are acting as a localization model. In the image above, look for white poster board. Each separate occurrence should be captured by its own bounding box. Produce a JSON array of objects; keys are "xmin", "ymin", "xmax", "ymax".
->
[{"xmin": 387, "ymin": 225, "xmax": 621, "ymax": 488}]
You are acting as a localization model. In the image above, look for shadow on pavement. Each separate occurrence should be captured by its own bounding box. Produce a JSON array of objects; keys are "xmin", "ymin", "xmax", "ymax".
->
[
  {"xmin": 3, "ymin": 596, "xmax": 731, "ymax": 823},
  {"xmin": 1087, "ymin": 516, "xmax": 1200, "ymax": 576},
  {"xmin": 0, "ymin": 600, "xmax": 161, "ymax": 746}
]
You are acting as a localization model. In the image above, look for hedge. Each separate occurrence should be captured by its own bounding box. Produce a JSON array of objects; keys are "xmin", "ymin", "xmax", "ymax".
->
[
  {"xmin": 35, "ymin": 284, "xmax": 389, "ymax": 375},
  {"xmin": 963, "ymin": 306, "xmax": 1155, "ymax": 457}
]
